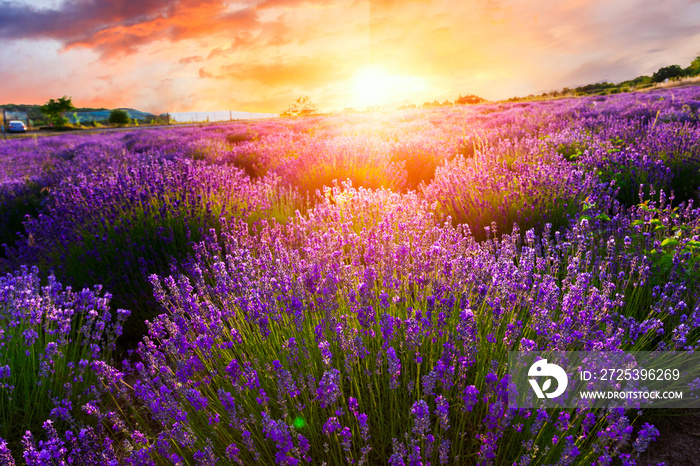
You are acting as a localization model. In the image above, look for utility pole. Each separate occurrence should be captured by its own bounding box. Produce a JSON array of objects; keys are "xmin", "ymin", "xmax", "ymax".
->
[{"xmin": 2, "ymin": 108, "xmax": 6, "ymax": 140}]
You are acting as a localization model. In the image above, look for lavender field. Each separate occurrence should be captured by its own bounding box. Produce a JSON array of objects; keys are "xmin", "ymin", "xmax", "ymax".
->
[{"xmin": 2, "ymin": 87, "xmax": 700, "ymax": 465}]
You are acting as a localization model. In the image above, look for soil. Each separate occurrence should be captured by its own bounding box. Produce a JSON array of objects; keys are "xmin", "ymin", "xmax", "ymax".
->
[{"xmin": 638, "ymin": 410, "xmax": 700, "ymax": 465}]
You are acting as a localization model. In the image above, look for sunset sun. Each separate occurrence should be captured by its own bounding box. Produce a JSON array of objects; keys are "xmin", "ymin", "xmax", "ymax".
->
[
  {"xmin": 350, "ymin": 66, "xmax": 426, "ymax": 109},
  {"xmin": 351, "ymin": 66, "xmax": 394, "ymax": 108}
]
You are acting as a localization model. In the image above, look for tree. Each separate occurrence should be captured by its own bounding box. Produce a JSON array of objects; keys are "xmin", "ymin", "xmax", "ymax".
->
[
  {"xmin": 40, "ymin": 96, "xmax": 74, "ymax": 128},
  {"xmin": 652, "ymin": 65, "xmax": 683, "ymax": 83},
  {"xmin": 281, "ymin": 96, "xmax": 318, "ymax": 117},
  {"xmin": 685, "ymin": 56, "xmax": 700, "ymax": 77},
  {"xmin": 455, "ymin": 94, "xmax": 486, "ymax": 105},
  {"xmin": 109, "ymin": 109, "xmax": 130, "ymax": 126}
]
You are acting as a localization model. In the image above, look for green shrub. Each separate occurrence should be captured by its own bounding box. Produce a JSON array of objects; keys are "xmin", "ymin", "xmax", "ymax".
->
[{"xmin": 108, "ymin": 109, "xmax": 130, "ymax": 126}]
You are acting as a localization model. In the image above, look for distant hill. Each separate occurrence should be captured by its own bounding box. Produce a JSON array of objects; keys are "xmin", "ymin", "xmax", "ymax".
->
[
  {"xmin": 0, "ymin": 104, "xmax": 157, "ymax": 125},
  {"xmin": 0, "ymin": 103, "xmax": 109, "ymax": 114},
  {"xmin": 64, "ymin": 108, "xmax": 156, "ymax": 124}
]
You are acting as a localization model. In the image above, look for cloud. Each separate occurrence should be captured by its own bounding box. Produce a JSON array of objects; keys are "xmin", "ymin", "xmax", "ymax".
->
[
  {"xmin": 179, "ymin": 55, "xmax": 203, "ymax": 64},
  {"xmin": 222, "ymin": 58, "xmax": 347, "ymax": 87},
  {"xmin": 0, "ymin": 0, "xmax": 259, "ymax": 58},
  {"xmin": 0, "ymin": 0, "xmax": 172, "ymax": 41},
  {"xmin": 561, "ymin": 56, "xmax": 642, "ymax": 88},
  {"xmin": 255, "ymin": 0, "xmax": 332, "ymax": 10},
  {"xmin": 199, "ymin": 67, "xmax": 214, "ymax": 78},
  {"xmin": 198, "ymin": 67, "xmax": 227, "ymax": 79}
]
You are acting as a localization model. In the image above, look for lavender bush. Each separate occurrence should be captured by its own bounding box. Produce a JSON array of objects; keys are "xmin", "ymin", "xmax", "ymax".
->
[{"xmin": 0, "ymin": 266, "xmax": 128, "ymax": 461}]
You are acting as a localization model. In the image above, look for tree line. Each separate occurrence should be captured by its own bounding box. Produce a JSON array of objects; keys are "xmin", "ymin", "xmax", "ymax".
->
[{"xmin": 507, "ymin": 56, "xmax": 700, "ymax": 102}]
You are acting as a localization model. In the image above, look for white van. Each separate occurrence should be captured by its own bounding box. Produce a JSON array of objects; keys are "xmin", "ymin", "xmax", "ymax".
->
[{"xmin": 7, "ymin": 121, "xmax": 27, "ymax": 132}]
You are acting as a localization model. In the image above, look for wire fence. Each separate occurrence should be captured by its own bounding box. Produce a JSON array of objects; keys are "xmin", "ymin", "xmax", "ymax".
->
[{"xmin": 168, "ymin": 110, "xmax": 277, "ymax": 123}]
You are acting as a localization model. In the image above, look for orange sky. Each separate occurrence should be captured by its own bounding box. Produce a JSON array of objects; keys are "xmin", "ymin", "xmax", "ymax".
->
[{"xmin": 1, "ymin": 0, "xmax": 700, "ymax": 114}]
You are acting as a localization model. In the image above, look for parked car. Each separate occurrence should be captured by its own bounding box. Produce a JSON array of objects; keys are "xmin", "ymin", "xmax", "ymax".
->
[{"xmin": 7, "ymin": 120, "xmax": 27, "ymax": 132}]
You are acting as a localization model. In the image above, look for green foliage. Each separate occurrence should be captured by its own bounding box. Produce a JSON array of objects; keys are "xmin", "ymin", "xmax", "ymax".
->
[
  {"xmin": 686, "ymin": 56, "xmax": 700, "ymax": 76},
  {"xmin": 618, "ymin": 75, "xmax": 653, "ymax": 89},
  {"xmin": 39, "ymin": 96, "xmax": 74, "ymax": 128},
  {"xmin": 652, "ymin": 65, "xmax": 684, "ymax": 83},
  {"xmin": 575, "ymin": 82, "xmax": 616, "ymax": 95},
  {"xmin": 108, "ymin": 109, "xmax": 130, "ymax": 126},
  {"xmin": 552, "ymin": 141, "xmax": 587, "ymax": 161}
]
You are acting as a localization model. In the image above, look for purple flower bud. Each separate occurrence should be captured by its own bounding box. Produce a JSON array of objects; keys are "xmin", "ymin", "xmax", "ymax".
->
[
  {"xmin": 322, "ymin": 416, "xmax": 341, "ymax": 435},
  {"xmin": 316, "ymin": 369, "xmax": 341, "ymax": 408},
  {"xmin": 411, "ymin": 399, "xmax": 430, "ymax": 437},
  {"xmin": 462, "ymin": 385, "xmax": 479, "ymax": 412}
]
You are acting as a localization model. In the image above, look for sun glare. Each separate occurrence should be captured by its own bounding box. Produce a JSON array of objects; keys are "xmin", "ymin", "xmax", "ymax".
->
[
  {"xmin": 352, "ymin": 66, "xmax": 393, "ymax": 108},
  {"xmin": 350, "ymin": 66, "xmax": 425, "ymax": 109}
]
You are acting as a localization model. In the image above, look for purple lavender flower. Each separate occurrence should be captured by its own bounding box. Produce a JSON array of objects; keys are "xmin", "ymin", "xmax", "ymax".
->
[
  {"xmin": 185, "ymin": 388, "xmax": 208, "ymax": 412},
  {"xmin": 316, "ymin": 369, "xmax": 341, "ymax": 408},
  {"xmin": 260, "ymin": 413, "xmax": 298, "ymax": 465},
  {"xmin": 340, "ymin": 426, "xmax": 352, "ymax": 452},
  {"xmin": 389, "ymin": 438, "xmax": 408, "ymax": 466},
  {"xmin": 386, "ymin": 346, "xmax": 401, "ymax": 389},
  {"xmin": 439, "ymin": 439, "xmax": 451, "ymax": 465},
  {"xmin": 411, "ymin": 399, "xmax": 430, "ymax": 438},
  {"xmin": 0, "ymin": 439, "xmax": 15, "ymax": 466},
  {"xmin": 348, "ymin": 396, "xmax": 358, "ymax": 414},
  {"xmin": 318, "ymin": 340, "xmax": 333, "ymax": 367},
  {"xmin": 256, "ymin": 388, "xmax": 269, "ymax": 407},
  {"xmin": 225, "ymin": 359, "xmax": 241, "ymax": 383},
  {"xmin": 298, "ymin": 434, "xmax": 311, "ymax": 462},
  {"xmin": 632, "ymin": 423, "xmax": 659, "ymax": 454},
  {"xmin": 462, "ymin": 385, "xmax": 479, "ymax": 412},
  {"xmin": 357, "ymin": 413, "xmax": 370, "ymax": 442},
  {"xmin": 193, "ymin": 439, "xmax": 218, "ymax": 466},
  {"xmin": 435, "ymin": 396, "xmax": 450, "ymax": 431},
  {"xmin": 322, "ymin": 417, "xmax": 341, "ymax": 435},
  {"xmin": 388, "ymin": 453, "xmax": 406, "ymax": 466},
  {"xmin": 553, "ymin": 436, "xmax": 578, "ymax": 466},
  {"xmin": 407, "ymin": 444, "xmax": 422, "ymax": 466},
  {"xmin": 520, "ymin": 338, "xmax": 537, "ymax": 351}
]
